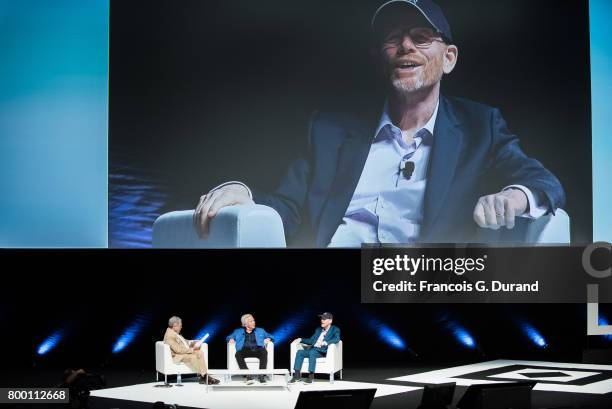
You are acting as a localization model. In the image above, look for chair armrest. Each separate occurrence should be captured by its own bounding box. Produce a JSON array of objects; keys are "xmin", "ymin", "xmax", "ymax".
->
[
  {"xmin": 291, "ymin": 339, "xmax": 304, "ymax": 351},
  {"xmin": 324, "ymin": 341, "xmax": 342, "ymax": 371},
  {"xmin": 483, "ymin": 208, "xmax": 571, "ymax": 244},
  {"xmin": 155, "ymin": 341, "xmax": 167, "ymax": 372},
  {"xmin": 333, "ymin": 341, "xmax": 343, "ymax": 370},
  {"xmin": 266, "ymin": 342, "xmax": 274, "ymax": 369},
  {"xmin": 227, "ymin": 342, "xmax": 237, "ymax": 369},
  {"xmin": 326, "ymin": 343, "xmax": 336, "ymax": 361},
  {"xmin": 200, "ymin": 342, "xmax": 208, "ymax": 367},
  {"xmin": 525, "ymin": 208, "xmax": 570, "ymax": 244},
  {"xmin": 290, "ymin": 339, "xmax": 301, "ymax": 370},
  {"xmin": 152, "ymin": 204, "xmax": 286, "ymax": 248}
]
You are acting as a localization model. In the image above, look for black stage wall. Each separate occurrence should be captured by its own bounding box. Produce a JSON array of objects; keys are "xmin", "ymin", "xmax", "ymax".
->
[{"xmin": 3, "ymin": 250, "xmax": 609, "ymax": 373}]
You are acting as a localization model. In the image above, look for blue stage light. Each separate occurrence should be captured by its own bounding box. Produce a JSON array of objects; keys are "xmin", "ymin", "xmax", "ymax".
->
[
  {"xmin": 378, "ymin": 325, "xmax": 406, "ymax": 349},
  {"xmin": 367, "ymin": 318, "xmax": 407, "ymax": 350},
  {"xmin": 195, "ymin": 311, "xmax": 234, "ymax": 342},
  {"xmin": 454, "ymin": 327, "xmax": 475, "ymax": 348},
  {"xmin": 437, "ymin": 313, "xmax": 476, "ymax": 350},
  {"xmin": 598, "ymin": 316, "xmax": 612, "ymax": 341},
  {"xmin": 37, "ymin": 330, "xmax": 64, "ymax": 355},
  {"xmin": 520, "ymin": 322, "xmax": 547, "ymax": 348},
  {"xmin": 195, "ymin": 321, "xmax": 221, "ymax": 342},
  {"xmin": 113, "ymin": 316, "xmax": 148, "ymax": 353},
  {"xmin": 442, "ymin": 321, "xmax": 476, "ymax": 349},
  {"xmin": 273, "ymin": 312, "xmax": 311, "ymax": 344}
]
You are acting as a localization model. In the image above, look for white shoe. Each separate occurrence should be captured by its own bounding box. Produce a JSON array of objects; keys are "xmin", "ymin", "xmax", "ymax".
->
[{"xmin": 245, "ymin": 377, "xmax": 256, "ymax": 385}]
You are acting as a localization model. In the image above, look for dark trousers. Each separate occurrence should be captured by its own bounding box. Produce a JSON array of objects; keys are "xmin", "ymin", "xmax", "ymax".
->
[{"xmin": 235, "ymin": 347, "xmax": 267, "ymax": 369}]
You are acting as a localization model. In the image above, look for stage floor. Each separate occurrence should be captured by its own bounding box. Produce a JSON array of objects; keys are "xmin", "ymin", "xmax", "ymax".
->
[
  {"xmin": 389, "ymin": 359, "xmax": 612, "ymax": 395},
  {"xmin": 6, "ymin": 361, "xmax": 612, "ymax": 408},
  {"xmin": 91, "ymin": 378, "xmax": 417, "ymax": 409}
]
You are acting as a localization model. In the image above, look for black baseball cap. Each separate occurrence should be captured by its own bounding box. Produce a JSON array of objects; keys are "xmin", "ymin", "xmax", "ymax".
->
[
  {"xmin": 372, "ymin": 0, "xmax": 453, "ymax": 44},
  {"xmin": 318, "ymin": 312, "xmax": 333, "ymax": 320}
]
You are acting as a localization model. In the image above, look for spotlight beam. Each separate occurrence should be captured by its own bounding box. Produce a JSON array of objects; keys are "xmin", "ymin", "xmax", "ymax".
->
[{"xmin": 37, "ymin": 330, "xmax": 64, "ymax": 356}]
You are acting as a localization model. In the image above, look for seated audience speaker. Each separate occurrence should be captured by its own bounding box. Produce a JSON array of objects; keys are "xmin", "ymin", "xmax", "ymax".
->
[
  {"xmin": 417, "ymin": 382, "xmax": 456, "ymax": 409},
  {"xmin": 293, "ymin": 388, "xmax": 376, "ymax": 409},
  {"xmin": 457, "ymin": 381, "xmax": 536, "ymax": 409}
]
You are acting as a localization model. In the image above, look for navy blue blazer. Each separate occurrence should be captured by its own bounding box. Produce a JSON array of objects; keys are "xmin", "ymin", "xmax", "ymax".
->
[
  {"xmin": 254, "ymin": 95, "xmax": 565, "ymax": 246},
  {"xmin": 300, "ymin": 325, "xmax": 341, "ymax": 354}
]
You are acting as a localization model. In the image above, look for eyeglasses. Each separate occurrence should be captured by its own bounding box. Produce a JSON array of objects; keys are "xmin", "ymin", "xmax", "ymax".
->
[{"xmin": 382, "ymin": 27, "xmax": 444, "ymax": 48}]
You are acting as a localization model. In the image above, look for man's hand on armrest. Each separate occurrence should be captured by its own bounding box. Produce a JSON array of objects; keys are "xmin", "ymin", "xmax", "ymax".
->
[
  {"xmin": 194, "ymin": 182, "xmax": 254, "ymax": 238},
  {"xmin": 473, "ymin": 188, "xmax": 528, "ymax": 230}
]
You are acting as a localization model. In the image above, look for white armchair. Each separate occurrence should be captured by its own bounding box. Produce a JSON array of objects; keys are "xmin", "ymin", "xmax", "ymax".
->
[
  {"xmin": 290, "ymin": 339, "xmax": 343, "ymax": 383},
  {"xmin": 477, "ymin": 209, "xmax": 571, "ymax": 244},
  {"xmin": 152, "ymin": 204, "xmax": 571, "ymax": 248},
  {"xmin": 227, "ymin": 342, "xmax": 274, "ymax": 370},
  {"xmin": 155, "ymin": 341, "xmax": 208, "ymax": 384},
  {"xmin": 152, "ymin": 205, "xmax": 286, "ymax": 248}
]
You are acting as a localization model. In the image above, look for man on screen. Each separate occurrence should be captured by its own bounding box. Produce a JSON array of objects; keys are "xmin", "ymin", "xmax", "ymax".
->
[
  {"xmin": 163, "ymin": 316, "xmax": 220, "ymax": 384},
  {"xmin": 289, "ymin": 312, "xmax": 340, "ymax": 384},
  {"xmin": 193, "ymin": 0, "xmax": 565, "ymax": 246},
  {"xmin": 226, "ymin": 313, "xmax": 274, "ymax": 384}
]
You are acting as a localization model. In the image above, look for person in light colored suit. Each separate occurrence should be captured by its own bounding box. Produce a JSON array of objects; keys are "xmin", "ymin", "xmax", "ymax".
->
[{"xmin": 163, "ymin": 316, "xmax": 220, "ymax": 384}]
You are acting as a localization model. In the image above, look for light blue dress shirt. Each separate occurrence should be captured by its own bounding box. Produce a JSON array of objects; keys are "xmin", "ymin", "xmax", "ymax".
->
[
  {"xmin": 328, "ymin": 101, "xmax": 544, "ymax": 247},
  {"xmin": 329, "ymin": 102, "xmax": 438, "ymax": 247}
]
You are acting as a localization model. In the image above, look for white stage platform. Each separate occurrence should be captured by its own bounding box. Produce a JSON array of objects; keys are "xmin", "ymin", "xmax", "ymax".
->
[
  {"xmin": 388, "ymin": 359, "xmax": 612, "ymax": 394},
  {"xmin": 91, "ymin": 378, "xmax": 419, "ymax": 409}
]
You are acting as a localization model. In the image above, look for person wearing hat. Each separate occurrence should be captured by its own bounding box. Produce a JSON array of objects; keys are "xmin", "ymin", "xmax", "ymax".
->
[
  {"xmin": 289, "ymin": 312, "xmax": 340, "ymax": 384},
  {"xmin": 194, "ymin": 0, "xmax": 565, "ymax": 246}
]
